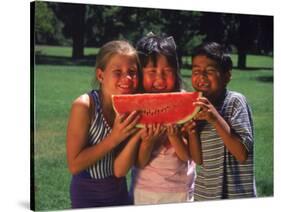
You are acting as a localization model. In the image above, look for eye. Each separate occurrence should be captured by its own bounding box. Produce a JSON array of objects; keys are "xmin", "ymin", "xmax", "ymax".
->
[
  {"xmin": 128, "ymin": 69, "xmax": 137, "ymax": 78},
  {"xmin": 112, "ymin": 70, "xmax": 122, "ymax": 77},
  {"xmin": 163, "ymin": 68, "xmax": 174, "ymax": 74},
  {"xmin": 192, "ymin": 68, "xmax": 200, "ymax": 75},
  {"xmin": 144, "ymin": 68, "xmax": 156, "ymax": 75},
  {"xmin": 206, "ymin": 67, "xmax": 217, "ymax": 75}
]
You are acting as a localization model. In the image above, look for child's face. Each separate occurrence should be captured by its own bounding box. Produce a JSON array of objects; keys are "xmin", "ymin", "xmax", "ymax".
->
[
  {"xmin": 191, "ymin": 55, "xmax": 229, "ymax": 100},
  {"xmin": 97, "ymin": 54, "xmax": 138, "ymax": 96},
  {"xmin": 142, "ymin": 54, "xmax": 176, "ymax": 93}
]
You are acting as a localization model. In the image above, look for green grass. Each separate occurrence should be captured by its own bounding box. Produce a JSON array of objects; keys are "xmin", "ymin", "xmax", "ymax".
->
[
  {"xmin": 35, "ymin": 45, "xmax": 99, "ymax": 57},
  {"xmin": 34, "ymin": 65, "xmax": 94, "ymax": 210},
  {"xmin": 183, "ymin": 54, "xmax": 273, "ymax": 69},
  {"xmin": 34, "ymin": 45, "xmax": 273, "ymax": 210}
]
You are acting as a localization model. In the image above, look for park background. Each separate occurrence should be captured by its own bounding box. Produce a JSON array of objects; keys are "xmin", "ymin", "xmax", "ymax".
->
[{"xmin": 31, "ymin": 0, "xmax": 273, "ymax": 211}]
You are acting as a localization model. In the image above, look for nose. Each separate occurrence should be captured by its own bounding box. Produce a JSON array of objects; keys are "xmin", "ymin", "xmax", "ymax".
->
[
  {"xmin": 120, "ymin": 72, "xmax": 134, "ymax": 81},
  {"xmin": 154, "ymin": 74, "xmax": 166, "ymax": 86},
  {"xmin": 198, "ymin": 71, "xmax": 208, "ymax": 79},
  {"xmin": 155, "ymin": 71, "xmax": 166, "ymax": 80}
]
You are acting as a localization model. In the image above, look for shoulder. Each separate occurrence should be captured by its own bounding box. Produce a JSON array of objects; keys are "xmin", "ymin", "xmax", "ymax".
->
[
  {"xmin": 72, "ymin": 93, "xmax": 91, "ymax": 109},
  {"xmin": 71, "ymin": 92, "xmax": 96, "ymax": 117},
  {"xmin": 227, "ymin": 90, "xmax": 246, "ymax": 100},
  {"xmin": 226, "ymin": 90, "xmax": 249, "ymax": 106},
  {"xmin": 224, "ymin": 90, "xmax": 253, "ymax": 117}
]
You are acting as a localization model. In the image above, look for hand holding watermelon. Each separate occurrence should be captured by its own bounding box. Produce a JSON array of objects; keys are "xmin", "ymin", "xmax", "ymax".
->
[
  {"xmin": 166, "ymin": 124, "xmax": 181, "ymax": 139},
  {"xmin": 193, "ymin": 97, "xmax": 220, "ymax": 125},
  {"xmin": 139, "ymin": 124, "xmax": 166, "ymax": 145},
  {"xmin": 110, "ymin": 111, "xmax": 141, "ymax": 144},
  {"xmin": 181, "ymin": 120, "xmax": 197, "ymax": 136}
]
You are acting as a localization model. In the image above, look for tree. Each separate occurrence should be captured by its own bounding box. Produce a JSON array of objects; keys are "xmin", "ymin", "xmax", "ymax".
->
[
  {"xmin": 71, "ymin": 4, "xmax": 86, "ymax": 59},
  {"xmin": 199, "ymin": 12, "xmax": 270, "ymax": 69},
  {"xmin": 34, "ymin": 1, "xmax": 56, "ymax": 44},
  {"xmin": 159, "ymin": 9, "xmax": 204, "ymax": 67},
  {"xmin": 199, "ymin": 12, "xmax": 225, "ymax": 43},
  {"xmin": 236, "ymin": 15, "xmax": 258, "ymax": 69},
  {"xmin": 256, "ymin": 15, "xmax": 273, "ymax": 55},
  {"xmin": 49, "ymin": 2, "xmax": 86, "ymax": 59}
]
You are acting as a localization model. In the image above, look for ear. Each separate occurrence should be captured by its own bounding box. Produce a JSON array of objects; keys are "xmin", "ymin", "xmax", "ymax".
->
[
  {"xmin": 224, "ymin": 71, "xmax": 232, "ymax": 86},
  {"xmin": 96, "ymin": 68, "xmax": 104, "ymax": 83}
]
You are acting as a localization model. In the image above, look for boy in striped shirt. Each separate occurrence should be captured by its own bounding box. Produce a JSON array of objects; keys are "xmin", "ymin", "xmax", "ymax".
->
[{"xmin": 182, "ymin": 42, "xmax": 257, "ymax": 200}]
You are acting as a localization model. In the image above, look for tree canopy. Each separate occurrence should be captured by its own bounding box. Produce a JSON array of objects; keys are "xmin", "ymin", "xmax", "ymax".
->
[{"xmin": 34, "ymin": 1, "xmax": 273, "ymax": 68}]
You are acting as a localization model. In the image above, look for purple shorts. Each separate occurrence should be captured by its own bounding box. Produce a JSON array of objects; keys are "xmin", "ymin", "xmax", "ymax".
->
[{"xmin": 70, "ymin": 171, "xmax": 131, "ymax": 208}]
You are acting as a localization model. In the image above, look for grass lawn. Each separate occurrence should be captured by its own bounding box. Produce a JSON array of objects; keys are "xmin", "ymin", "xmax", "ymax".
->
[{"xmin": 33, "ymin": 46, "xmax": 273, "ymax": 210}]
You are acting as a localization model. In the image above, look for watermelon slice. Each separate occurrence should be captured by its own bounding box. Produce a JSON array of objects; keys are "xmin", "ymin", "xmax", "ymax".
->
[{"xmin": 112, "ymin": 92, "xmax": 201, "ymax": 128}]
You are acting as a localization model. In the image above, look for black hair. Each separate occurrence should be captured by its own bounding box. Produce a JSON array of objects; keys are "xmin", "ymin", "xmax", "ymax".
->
[
  {"xmin": 136, "ymin": 33, "xmax": 182, "ymax": 91},
  {"xmin": 192, "ymin": 42, "xmax": 233, "ymax": 74}
]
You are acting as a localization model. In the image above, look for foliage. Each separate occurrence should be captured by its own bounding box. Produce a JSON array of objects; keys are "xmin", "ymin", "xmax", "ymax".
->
[
  {"xmin": 35, "ymin": 2, "xmax": 273, "ymax": 66},
  {"xmin": 34, "ymin": 1, "xmax": 65, "ymax": 45}
]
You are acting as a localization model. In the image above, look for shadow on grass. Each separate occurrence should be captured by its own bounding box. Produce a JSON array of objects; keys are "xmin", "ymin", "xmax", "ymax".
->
[
  {"xmin": 36, "ymin": 55, "xmax": 273, "ymax": 72},
  {"xmin": 35, "ymin": 55, "xmax": 96, "ymax": 67},
  {"xmin": 235, "ymin": 67, "xmax": 273, "ymax": 71},
  {"xmin": 256, "ymin": 76, "xmax": 273, "ymax": 83}
]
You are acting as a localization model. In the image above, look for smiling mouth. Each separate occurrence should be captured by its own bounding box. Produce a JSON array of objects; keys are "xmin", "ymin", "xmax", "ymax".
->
[
  {"xmin": 153, "ymin": 85, "xmax": 167, "ymax": 91},
  {"xmin": 119, "ymin": 84, "xmax": 131, "ymax": 89},
  {"xmin": 198, "ymin": 82, "xmax": 209, "ymax": 88}
]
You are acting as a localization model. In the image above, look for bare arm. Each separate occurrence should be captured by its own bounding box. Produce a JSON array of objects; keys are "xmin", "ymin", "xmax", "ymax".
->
[
  {"xmin": 135, "ymin": 124, "xmax": 163, "ymax": 168},
  {"xmin": 66, "ymin": 95, "xmax": 140, "ymax": 174},
  {"xmin": 212, "ymin": 115, "xmax": 248, "ymax": 162},
  {"xmin": 114, "ymin": 129, "xmax": 144, "ymax": 177},
  {"xmin": 181, "ymin": 121, "xmax": 203, "ymax": 165},
  {"xmin": 166, "ymin": 125, "xmax": 191, "ymax": 162},
  {"xmin": 194, "ymin": 97, "xmax": 248, "ymax": 162}
]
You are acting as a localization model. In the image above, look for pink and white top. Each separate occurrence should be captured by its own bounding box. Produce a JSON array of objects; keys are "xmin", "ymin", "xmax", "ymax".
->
[{"xmin": 131, "ymin": 137, "xmax": 195, "ymax": 194}]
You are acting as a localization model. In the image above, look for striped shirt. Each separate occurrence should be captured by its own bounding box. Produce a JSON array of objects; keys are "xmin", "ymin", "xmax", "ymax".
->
[
  {"xmin": 194, "ymin": 90, "xmax": 257, "ymax": 200},
  {"xmin": 86, "ymin": 90, "xmax": 114, "ymax": 179}
]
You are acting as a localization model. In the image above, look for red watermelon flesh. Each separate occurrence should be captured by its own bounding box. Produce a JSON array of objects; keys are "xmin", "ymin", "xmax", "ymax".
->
[{"xmin": 112, "ymin": 92, "xmax": 201, "ymax": 128}]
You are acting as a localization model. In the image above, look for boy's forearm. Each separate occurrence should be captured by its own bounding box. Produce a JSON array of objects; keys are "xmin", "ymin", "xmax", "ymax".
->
[{"xmin": 213, "ymin": 116, "xmax": 248, "ymax": 162}]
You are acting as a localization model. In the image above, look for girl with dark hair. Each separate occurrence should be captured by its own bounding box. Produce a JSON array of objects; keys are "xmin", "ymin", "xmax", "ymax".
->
[{"xmin": 130, "ymin": 33, "xmax": 195, "ymax": 204}]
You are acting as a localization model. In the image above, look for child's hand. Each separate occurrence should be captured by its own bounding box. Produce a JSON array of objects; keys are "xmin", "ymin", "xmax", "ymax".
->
[
  {"xmin": 193, "ymin": 97, "xmax": 220, "ymax": 125},
  {"xmin": 111, "ymin": 111, "xmax": 141, "ymax": 144},
  {"xmin": 181, "ymin": 119, "xmax": 197, "ymax": 136},
  {"xmin": 140, "ymin": 123, "xmax": 165, "ymax": 143},
  {"xmin": 166, "ymin": 124, "xmax": 181, "ymax": 139}
]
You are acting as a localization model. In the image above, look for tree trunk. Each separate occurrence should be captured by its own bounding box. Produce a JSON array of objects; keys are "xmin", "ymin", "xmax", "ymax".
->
[
  {"xmin": 72, "ymin": 5, "xmax": 86, "ymax": 59},
  {"xmin": 238, "ymin": 51, "xmax": 246, "ymax": 69},
  {"xmin": 237, "ymin": 15, "xmax": 254, "ymax": 69}
]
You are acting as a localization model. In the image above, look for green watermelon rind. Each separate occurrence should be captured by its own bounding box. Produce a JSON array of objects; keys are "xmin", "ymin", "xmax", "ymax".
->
[{"xmin": 112, "ymin": 92, "xmax": 202, "ymax": 129}]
